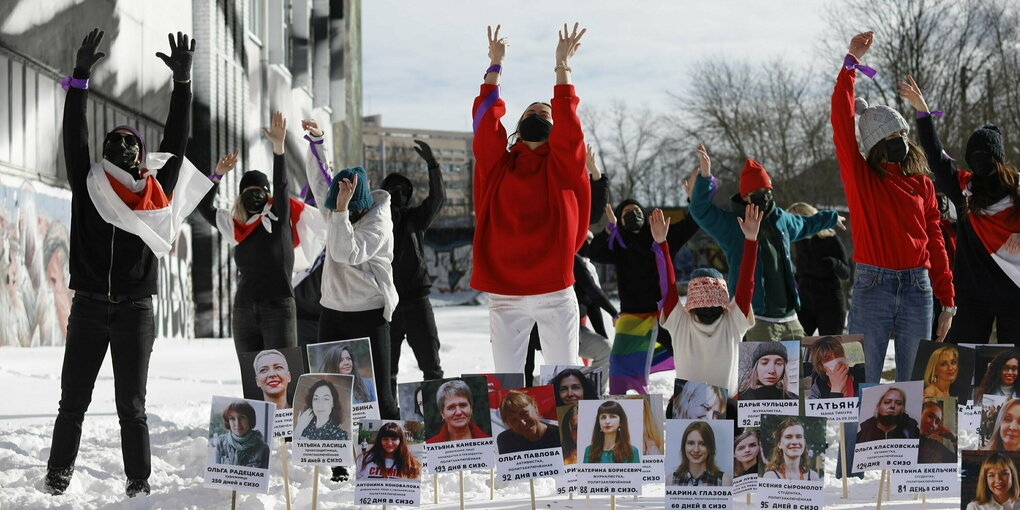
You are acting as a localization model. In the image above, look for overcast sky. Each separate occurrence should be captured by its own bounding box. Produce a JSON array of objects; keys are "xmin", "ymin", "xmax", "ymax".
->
[{"xmin": 362, "ymin": 0, "xmax": 838, "ymax": 133}]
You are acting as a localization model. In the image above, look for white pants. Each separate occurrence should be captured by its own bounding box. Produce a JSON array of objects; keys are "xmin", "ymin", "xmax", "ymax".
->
[{"xmin": 488, "ymin": 288, "xmax": 580, "ymax": 373}]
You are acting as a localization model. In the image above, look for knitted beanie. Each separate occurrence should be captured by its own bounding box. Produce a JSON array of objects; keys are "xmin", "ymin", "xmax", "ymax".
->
[
  {"xmin": 739, "ymin": 159, "xmax": 772, "ymax": 197},
  {"xmin": 751, "ymin": 342, "xmax": 788, "ymax": 364},
  {"xmin": 239, "ymin": 170, "xmax": 269, "ymax": 191},
  {"xmin": 325, "ymin": 166, "xmax": 373, "ymax": 211},
  {"xmin": 685, "ymin": 268, "xmax": 729, "ymax": 311},
  {"xmin": 855, "ymin": 97, "xmax": 910, "ymax": 155},
  {"xmin": 966, "ymin": 123, "xmax": 1006, "ymax": 165}
]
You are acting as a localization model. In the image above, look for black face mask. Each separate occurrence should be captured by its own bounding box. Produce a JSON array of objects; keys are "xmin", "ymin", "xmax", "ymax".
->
[
  {"xmin": 884, "ymin": 136, "xmax": 909, "ymax": 163},
  {"xmin": 746, "ymin": 189, "xmax": 775, "ymax": 216},
  {"xmin": 385, "ymin": 183, "xmax": 412, "ymax": 209},
  {"xmin": 969, "ymin": 153, "xmax": 999, "ymax": 177},
  {"xmin": 622, "ymin": 209, "xmax": 645, "ymax": 232},
  {"xmin": 241, "ymin": 188, "xmax": 268, "ymax": 213},
  {"xmin": 693, "ymin": 306, "xmax": 724, "ymax": 324},
  {"xmin": 518, "ymin": 114, "xmax": 552, "ymax": 142},
  {"xmin": 103, "ymin": 131, "xmax": 141, "ymax": 172}
]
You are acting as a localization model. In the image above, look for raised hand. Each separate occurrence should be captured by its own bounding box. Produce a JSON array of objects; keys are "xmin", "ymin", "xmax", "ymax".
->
[
  {"xmin": 1004, "ymin": 233, "xmax": 1020, "ymax": 254},
  {"xmin": 827, "ymin": 361, "xmax": 850, "ymax": 393},
  {"xmin": 897, "ymin": 75, "xmax": 930, "ymax": 113},
  {"xmin": 335, "ymin": 173, "xmax": 358, "ymax": 212},
  {"xmin": 738, "ymin": 204, "xmax": 764, "ymax": 240},
  {"xmin": 155, "ymin": 31, "xmax": 196, "ymax": 82},
  {"xmin": 604, "ymin": 204, "xmax": 617, "ymax": 226},
  {"xmin": 848, "ymin": 31, "xmax": 874, "ymax": 60},
  {"xmin": 487, "ymin": 24, "xmax": 508, "ymax": 64},
  {"xmin": 836, "ymin": 215, "xmax": 848, "ymax": 230},
  {"xmin": 684, "ymin": 169, "xmax": 697, "ymax": 199},
  {"xmin": 586, "ymin": 144, "xmax": 602, "ymax": 181},
  {"xmin": 301, "ymin": 119, "xmax": 324, "ymax": 138},
  {"xmin": 650, "ymin": 208, "xmax": 670, "ymax": 244},
  {"xmin": 697, "ymin": 143, "xmax": 711, "ymax": 177},
  {"xmin": 214, "ymin": 149, "xmax": 240, "ymax": 176},
  {"xmin": 296, "ymin": 409, "xmax": 314, "ymax": 432},
  {"xmin": 262, "ymin": 112, "xmax": 287, "ymax": 154},
  {"xmin": 413, "ymin": 139, "xmax": 438, "ymax": 167},
  {"xmin": 556, "ymin": 22, "xmax": 586, "ymax": 65},
  {"xmin": 75, "ymin": 28, "xmax": 106, "ymax": 74}
]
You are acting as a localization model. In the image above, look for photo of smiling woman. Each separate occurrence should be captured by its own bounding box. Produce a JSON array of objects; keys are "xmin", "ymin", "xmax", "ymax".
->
[
  {"xmin": 761, "ymin": 417, "xmax": 822, "ymax": 480},
  {"xmin": 544, "ymin": 366, "xmax": 598, "ymax": 407},
  {"xmin": 355, "ymin": 421, "xmax": 422, "ymax": 480},
  {"xmin": 734, "ymin": 429, "xmax": 763, "ymax": 478},
  {"xmin": 496, "ymin": 389, "xmax": 560, "ymax": 454},
  {"xmin": 239, "ymin": 347, "xmax": 307, "ymax": 411},
  {"xmin": 668, "ymin": 421, "xmax": 733, "ymax": 486},
  {"xmin": 977, "ymin": 349, "xmax": 1020, "ymax": 403},
  {"xmin": 985, "ymin": 399, "xmax": 1020, "ymax": 452},
  {"xmin": 424, "ymin": 378, "xmax": 492, "ymax": 444},
  {"xmin": 308, "ymin": 339, "xmax": 377, "ymax": 405},
  {"xmin": 294, "ymin": 377, "xmax": 351, "ymax": 441},
  {"xmin": 581, "ymin": 400, "xmax": 641, "ymax": 464},
  {"xmin": 965, "ymin": 452, "xmax": 1020, "ymax": 510},
  {"xmin": 739, "ymin": 342, "xmax": 797, "ymax": 400},
  {"xmin": 207, "ymin": 398, "xmax": 272, "ymax": 469}
]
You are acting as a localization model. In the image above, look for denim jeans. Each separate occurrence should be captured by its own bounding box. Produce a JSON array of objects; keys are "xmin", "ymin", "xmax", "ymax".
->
[
  {"xmin": 48, "ymin": 294, "xmax": 156, "ymax": 480},
  {"xmin": 848, "ymin": 263, "xmax": 933, "ymax": 383},
  {"xmin": 232, "ymin": 296, "xmax": 298, "ymax": 356}
]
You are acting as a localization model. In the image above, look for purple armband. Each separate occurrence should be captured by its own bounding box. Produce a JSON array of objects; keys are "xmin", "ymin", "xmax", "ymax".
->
[
  {"xmin": 485, "ymin": 64, "xmax": 502, "ymax": 78},
  {"xmin": 60, "ymin": 76, "xmax": 89, "ymax": 90},
  {"xmin": 651, "ymin": 242, "xmax": 668, "ymax": 310},
  {"xmin": 606, "ymin": 222, "xmax": 627, "ymax": 250},
  {"xmin": 208, "ymin": 174, "xmax": 222, "ymax": 182},
  {"xmin": 843, "ymin": 55, "xmax": 877, "ymax": 78},
  {"xmin": 917, "ymin": 110, "xmax": 944, "ymax": 119}
]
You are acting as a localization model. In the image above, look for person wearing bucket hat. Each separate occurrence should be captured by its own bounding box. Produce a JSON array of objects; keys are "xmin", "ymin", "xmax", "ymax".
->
[
  {"xmin": 737, "ymin": 341, "xmax": 797, "ymax": 400},
  {"xmin": 899, "ymin": 76, "xmax": 1020, "ymax": 344},
  {"xmin": 300, "ymin": 120, "xmax": 399, "ymax": 426},
  {"xmin": 831, "ymin": 32, "xmax": 955, "ymax": 383},
  {"xmin": 45, "ymin": 28, "xmax": 201, "ymax": 498},
  {"xmin": 652, "ymin": 202, "xmax": 762, "ymax": 395},
  {"xmin": 688, "ymin": 143, "xmax": 844, "ymax": 343}
]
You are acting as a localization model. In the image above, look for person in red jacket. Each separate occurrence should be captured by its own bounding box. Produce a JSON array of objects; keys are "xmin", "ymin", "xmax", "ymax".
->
[
  {"xmin": 830, "ymin": 32, "xmax": 954, "ymax": 383},
  {"xmin": 471, "ymin": 24, "xmax": 591, "ymax": 373}
]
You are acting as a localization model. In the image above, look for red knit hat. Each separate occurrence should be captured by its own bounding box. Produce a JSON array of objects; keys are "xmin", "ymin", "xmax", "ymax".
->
[{"xmin": 739, "ymin": 158, "xmax": 772, "ymax": 197}]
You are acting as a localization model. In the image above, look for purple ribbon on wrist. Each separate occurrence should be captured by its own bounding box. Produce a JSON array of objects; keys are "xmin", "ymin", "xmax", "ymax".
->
[
  {"xmin": 485, "ymin": 64, "xmax": 502, "ymax": 78},
  {"xmin": 917, "ymin": 110, "xmax": 944, "ymax": 119},
  {"xmin": 208, "ymin": 174, "xmax": 222, "ymax": 182},
  {"xmin": 60, "ymin": 76, "xmax": 89, "ymax": 90},
  {"xmin": 843, "ymin": 55, "xmax": 877, "ymax": 78},
  {"xmin": 607, "ymin": 222, "xmax": 627, "ymax": 250}
]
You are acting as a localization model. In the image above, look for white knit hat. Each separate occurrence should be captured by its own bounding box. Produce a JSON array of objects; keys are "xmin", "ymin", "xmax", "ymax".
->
[{"xmin": 855, "ymin": 97, "xmax": 910, "ymax": 155}]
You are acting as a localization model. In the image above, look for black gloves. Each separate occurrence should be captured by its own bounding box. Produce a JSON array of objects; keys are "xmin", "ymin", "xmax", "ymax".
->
[
  {"xmin": 156, "ymin": 31, "xmax": 196, "ymax": 82},
  {"xmin": 413, "ymin": 139, "xmax": 439, "ymax": 168},
  {"xmin": 74, "ymin": 28, "xmax": 106, "ymax": 77}
]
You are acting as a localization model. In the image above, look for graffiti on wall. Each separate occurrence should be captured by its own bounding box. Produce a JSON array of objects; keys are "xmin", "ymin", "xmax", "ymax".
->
[{"xmin": 422, "ymin": 228, "xmax": 474, "ymax": 294}]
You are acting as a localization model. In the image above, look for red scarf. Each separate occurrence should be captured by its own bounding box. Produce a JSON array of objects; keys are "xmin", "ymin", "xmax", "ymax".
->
[
  {"xmin": 105, "ymin": 172, "xmax": 171, "ymax": 210},
  {"xmin": 233, "ymin": 198, "xmax": 307, "ymax": 247}
]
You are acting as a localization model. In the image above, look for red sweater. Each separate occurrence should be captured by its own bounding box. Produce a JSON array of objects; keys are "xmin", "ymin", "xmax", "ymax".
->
[
  {"xmin": 830, "ymin": 56, "xmax": 954, "ymax": 306},
  {"xmin": 470, "ymin": 83, "xmax": 590, "ymax": 295}
]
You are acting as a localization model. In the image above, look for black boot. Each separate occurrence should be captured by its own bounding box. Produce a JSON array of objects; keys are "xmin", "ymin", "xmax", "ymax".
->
[
  {"xmin": 43, "ymin": 466, "xmax": 74, "ymax": 495},
  {"xmin": 126, "ymin": 479, "xmax": 151, "ymax": 498},
  {"xmin": 331, "ymin": 466, "xmax": 349, "ymax": 482}
]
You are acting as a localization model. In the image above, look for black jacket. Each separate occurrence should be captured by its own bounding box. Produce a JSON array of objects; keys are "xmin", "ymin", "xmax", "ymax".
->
[
  {"xmin": 382, "ymin": 163, "xmax": 445, "ymax": 299},
  {"xmin": 856, "ymin": 414, "xmax": 920, "ymax": 443},
  {"xmin": 64, "ymin": 69, "xmax": 191, "ymax": 297},
  {"xmin": 792, "ymin": 235, "xmax": 850, "ymax": 304},
  {"xmin": 588, "ymin": 199, "xmax": 700, "ymax": 314},
  {"xmin": 197, "ymin": 154, "xmax": 294, "ymax": 300},
  {"xmin": 918, "ymin": 115, "xmax": 1020, "ymax": 306}
]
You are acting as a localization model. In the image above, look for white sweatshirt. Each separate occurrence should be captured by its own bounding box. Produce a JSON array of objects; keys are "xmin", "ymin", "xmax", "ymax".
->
[{"xmin": 304, "ymin": 134, "xmax": 398, "ymax": 321}]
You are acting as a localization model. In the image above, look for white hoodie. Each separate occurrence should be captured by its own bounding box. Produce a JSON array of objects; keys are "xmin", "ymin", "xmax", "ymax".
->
[{"xmin": 304, "ymin": 134, "xmax": 398, "ymax": 321}]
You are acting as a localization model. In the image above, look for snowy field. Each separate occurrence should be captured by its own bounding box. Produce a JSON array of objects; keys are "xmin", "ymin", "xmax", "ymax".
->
[{"xmin": 0, "ymin": 302, "xmax": 960, "ymax": 509}]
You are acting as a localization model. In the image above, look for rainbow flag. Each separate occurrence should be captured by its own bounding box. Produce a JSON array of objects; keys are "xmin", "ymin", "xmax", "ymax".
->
[{"xmin": 610, "ymin": 313, "xmax": 671, "ymax": 394}]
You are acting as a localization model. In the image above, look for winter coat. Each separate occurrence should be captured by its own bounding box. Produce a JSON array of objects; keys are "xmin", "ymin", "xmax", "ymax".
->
[
  {"xmin": 792, "ymin": 235, "xmax": 851, "ymax": 306},
  {"xmin": 381, "ymin": 163, "xmax": 445, "ymax": 300}
]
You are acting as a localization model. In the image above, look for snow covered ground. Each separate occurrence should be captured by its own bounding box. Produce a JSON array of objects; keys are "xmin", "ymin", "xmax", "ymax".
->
[{"xmin": 0, "ymin": 303, "xmax": 960, "ymax": 509}]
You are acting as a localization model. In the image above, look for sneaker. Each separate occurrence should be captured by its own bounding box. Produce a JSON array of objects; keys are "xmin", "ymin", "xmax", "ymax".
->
[
  {"xmin": 330, "ymin": 466, "xmax": 349, "ymax": 483},
  {"xmin": 126, "ymin": 479, "xmax": 150, "ymax": 498},
  {"xmin": 43, "ymin": 467, "xmax": 74, "ymax": 495}
]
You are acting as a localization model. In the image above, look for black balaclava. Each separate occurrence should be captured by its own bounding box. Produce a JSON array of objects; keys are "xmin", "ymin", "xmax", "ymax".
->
[
  {"xmin": 884, "ymin": 135, "xmax": 909, "ymax": 163},
  {"xmin": 744, "ymin": 189, "xmax": 775, "ymax": 217},
  {"xmin": 615, "ymin": 199, "xmax": 646, "ymax": 233},
  {"xmin": 239, "ymin": 171, "xmax": 270, "ymax": 213},
  {"xmin": 693, "ymin": 306, "xmax": 724, "ymax": 324},
  {"xmin": 518, "ymin": 114, "xmax": 552, "ymax": 143},
  {"xmin": 103, "ymin": 130, "xmax": 142, "ymax": 175},
  {"xmin": 966, "ymin": 124, "xmax": 1006, "ymax": 177},
  {"xmin": 381, "ymin": 173, "xmax": 413, "ymax": 210}
]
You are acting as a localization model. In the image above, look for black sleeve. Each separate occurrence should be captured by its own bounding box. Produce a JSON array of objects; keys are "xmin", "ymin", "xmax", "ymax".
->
[
  {"xmin": 155, "ymin": 81, "xmax": 193, "ymax": 194},
  {"xmin": 411, "ymin": 163, "xmax": 446, "ymax": 231},
  {"xmin": 586, "ymin": 230, "xmax": 615, "ymax": 264},
  {"xmin": 196, "ymin": 180, "xmax": 220, "ymax": 226},
  {"xmin": 589, "ymin": 175, "xmax": 609, "ymax": 224},
  {"xmin": 916, "ymin": 115, "xmax": 964, "ymax": 208},
  {"xmin": 63, "ymin": 68, "xmax": 92, "ymax": 192},
  {"xmin": 665, "ymin": 215, "xmax": 700, "ymax": 255},
  {"xmin": 271, "ymin": 153, "xmax": 289, "ymax": 224},
  {"xmin": 829, "ymin": 236, "xmax": 852, "ymax": 281}
]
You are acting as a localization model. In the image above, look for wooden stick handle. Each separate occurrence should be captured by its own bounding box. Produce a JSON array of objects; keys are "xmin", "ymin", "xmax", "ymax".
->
[
  {"xmin": 530, "ymin": 479, "xmax": 537, "ymax": 510},
  {"xmin": 279, "ymin": 439, "xmax": 293, "ymax": 510},
  {"xmin": 230, "ymin": 490, "xmax": 237, "ymax": 510},
  {"xmin": 460, "ymin": 471, "xmax": 465, "ymax": 510},
  {"xmin": 839, "ymin": 425, "xmax": 849, "ymax": 499},
  {"xmin": 434, "ymin": 473, "xmax": 439, "ymax": 505},
  {"xmin": 312, "ymin": 466, "xmax": 319, "ymax": 510}
]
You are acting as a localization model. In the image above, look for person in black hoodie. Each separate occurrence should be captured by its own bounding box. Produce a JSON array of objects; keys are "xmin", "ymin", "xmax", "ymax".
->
[
  {"xmin": 195, "ymin": 112, "xmax": 298, "ymax": 364},
  {"xmin": 380, "ymin": 140, "xmax": 446, "ymax": 397},
  {"xmin": 46, "ymin": 29, "xmax": 197, "ymax": 498},
  {"xmin": 787, "ymin": 202, "xmax": 851, "ymax": 336}
]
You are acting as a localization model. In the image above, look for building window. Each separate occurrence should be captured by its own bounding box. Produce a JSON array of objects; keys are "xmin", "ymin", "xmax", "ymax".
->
[{"xmin": 249, "ymin": 0, "xmax": 264, "ymax": 41}]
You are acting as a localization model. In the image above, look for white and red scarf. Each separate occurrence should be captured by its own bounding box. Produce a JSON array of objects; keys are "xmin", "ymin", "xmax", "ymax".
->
[
  {"xmin": 86, "ymin": 153, "xmax": 211, "ymax": 258},
  {"xmin": 214, "ymin": 197, "xmax": 326, "ymax": 272},
  {"xmin": 960, "ymin": 172, "xmax": 1020, "ymax": 289}
]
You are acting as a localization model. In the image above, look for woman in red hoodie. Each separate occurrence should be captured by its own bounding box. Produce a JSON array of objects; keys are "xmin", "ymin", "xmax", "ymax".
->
[
  {"xmin": 471, "ymin": 23, "xmax": 591, "ymax": 372},
  {"xmin": 830, "ymin": 32, "xmax": 954, "ymax": 383}
]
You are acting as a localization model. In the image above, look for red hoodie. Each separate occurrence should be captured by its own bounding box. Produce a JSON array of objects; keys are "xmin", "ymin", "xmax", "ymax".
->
[
  {"xmin": 470, "ymin": 83, "xmax": 590, "ymax": 295},
  {"xmin": 830, "ymin": 56, "xmax": 954, "ymax": 306}
]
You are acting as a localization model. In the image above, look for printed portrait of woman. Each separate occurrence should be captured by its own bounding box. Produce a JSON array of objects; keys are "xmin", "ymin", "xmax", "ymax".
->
[
  {"xmin": 496, "ymin": 390, "xmax": 560, "ymax": 454},
  {"xmin": 209, "ymin": 400, "xmax": 271, "ymax": 469},
  {"xmin": 806, "ymin": 336, "xmax": 864, "ymax": 399},
  {"xmin": 761, "ymin": 417, "xmax": 820, "ymax": 481},
  {"xmin": 355, "ymin": 422, "xmax": 421, "ymax": 480},
  {"xmin": 739, "ymin": 342, "xmax": 797, "ymax": 400},
  {"xmin": 549, "ymin": 368, "xmax": 597, "ymax": 407},
  {"xmin": 558, "ymin": 405, "xmax": 579, "ymax": 465},
  {"xmin": 669, "ymin": 421, "xmax": 732, "ymax": 486},
  {"xmin": 582, "ymin": 400, "xmax": 640, "ymax": 464},
  {"xmin": 671, "ymin": 380, "xmax": 727, "ymax": 420},
  {"xmin": 976, "ymin": 350, "xmax": 1020, "ymax": 403},
  {"xmin": 856, "ymin": 386, "xmax": 920, "ymax": 444},
  {"xmin": 253, "ymin": 349, "xmax": 293, "ymax": 410},
  {"xmin": 426, "ymin": 379, "xmax": 491, "ymax": 443},
  {"xmin": 318, "ymin": 343, "xmax": 377, "ymax": 405},
  {"xmin": 922, "ymin": 345, "xmax": 959, "ymax": 398},
  {"xmin": 967, "ymin": 453, "xmax": 1020, "ymax": 510},
  {"xmin": 296, "ymin": 379, "xmax": 349, "ymax": 441},
  {"xmin": 986, "ymin": 399, "xmax": 1020, "ymax": 452},
  {"xmin": 734, "ymin": 429, "xmax": 762, "ymax": 478}
]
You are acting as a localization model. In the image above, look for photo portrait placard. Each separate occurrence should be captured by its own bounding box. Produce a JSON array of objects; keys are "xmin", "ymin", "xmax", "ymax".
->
[
  {"xmin": 493, "ymin": 385, "xmax": 563, "ymax": 483},
  {"xmin": 801, "ymin": 335, "xmax": 865, "ymax": 422},
  {"xmin": 611, "ymin": 393, "xmax": 665, "ymax": 485},
  {"xmin": 575, "ymin": 398, "xmax": 644, "ymax": 495},
  {"xmin": 736, "ymin": 341, "xmax": 800, "ymax": 427},
  {"xmin": 539, "ymin": 365, "xmax": 603, "ymax": 407},
  {"xmin": 757, "ymin": 414, "xmax": 825, "ymax": 510},
  {"xmin": 961, "ymin": 450, "xmax": 1020, "ymax": 510},
  {"xmin": 397, "ymin": 381, "xmax": 431, "ymax": 473},
  {"xmin": 554, "ymin": 404, "xmax": 580, "ymax": 495},
  {"xmin": 239, "ymin": 346, "xmax": 307, "ymax": 439},
  {"xmin": 353, "ymin": 420, "xmax": 425, "ymax": 507},
  {"xmin": 891, "ymin": 396, "xmax": 958, "ymax": 495},
  {"xmin": 852, "ymin": 381, "xmax": 923, "ymax": 472},
  {"xmin": 669, "ymin": 379, "xmax": 728, "ymax": 420},
  {"xmin": 911, "ymin": 340, "xmax": 974, "ymax": 403},
  {"xmin": 421, "ymin": 376, "xmax": 495, "ymax": 473},
  {"xmin": 292, "ymin": 373, "xmax": 354, "ymax": 466},
  {"xmin": 664, "ymin": 419, "xmax": 734, "ymax": 509},
  {"xmin": 732, "ymin": 427, "xmax": 762, "ymax": 496},
  {"xmin": 307, "ymin": 337, "xmax": 380, "ymax": 422},
  {"xmin": 203, "ymin": 396, "xmax": 276, "ymax": 494}
]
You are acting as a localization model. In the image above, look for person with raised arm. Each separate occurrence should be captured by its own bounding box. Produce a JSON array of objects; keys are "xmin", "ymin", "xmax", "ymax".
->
[
  {"xmin": 831, "ymin": 31, "xmax": 954, "ymax": 382},
  {"xmin": 45, "ymin": 28, "xmax": 203, "ymax": 498},
  {"xmin": 899, "ymin": 75, "xmax": 1020, "ymax": 343},
  {"xmin": 471, "ymin": 24, "xmax": 591, "ymax": 373}
]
